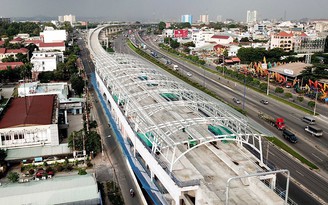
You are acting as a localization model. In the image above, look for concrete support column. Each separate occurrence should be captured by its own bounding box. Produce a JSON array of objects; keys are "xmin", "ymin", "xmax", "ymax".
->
[{"xmin": 65, "ymin": 110, "xmax": 68, "ymax": 124}]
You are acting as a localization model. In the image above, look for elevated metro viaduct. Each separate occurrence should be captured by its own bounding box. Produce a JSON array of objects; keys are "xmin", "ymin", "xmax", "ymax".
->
[{"xmin": 88, "ymin": 25, "xmax": 286, "ymax": 205}]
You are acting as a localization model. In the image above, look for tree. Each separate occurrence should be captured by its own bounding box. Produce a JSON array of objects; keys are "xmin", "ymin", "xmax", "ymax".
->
[
  {"xmin": 70, "ymin": 74, "xmax": 85, "ymax": 96},
  {"xmin": 68, "ymin": 129, "xmax": 102, "ymax": 154},
  {"xmin": 170, "ymin": 39, "xmax": 180, "ymax": 49},
  {"xmin": 240, "ymin": 37, "xmax": 250, "ymax": 42},
  {"xmin": 0, "ymin": 149, "xmax": 7, "ymax": 165},
  {"xmin": 158, "ymin": 21, "xmax": 166, "ymax": 31},
  {"xmin": 8, "ymin": 172, "xmax": 19, "ymax": 183}
]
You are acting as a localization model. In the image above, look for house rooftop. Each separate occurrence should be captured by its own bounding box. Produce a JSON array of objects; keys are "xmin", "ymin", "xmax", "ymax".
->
[{"xmin": 0, "ymin": 95, "xmax": 56, "ymax": 128}]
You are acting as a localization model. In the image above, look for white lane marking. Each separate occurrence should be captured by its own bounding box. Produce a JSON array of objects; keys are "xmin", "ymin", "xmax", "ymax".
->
[
  {"xmin": 296, "ymin": 170, "xmax": 304, "ymax": 176},
  {"xmin": 312, "ymin": 153, "xmax": 323, "ymax": 161}
]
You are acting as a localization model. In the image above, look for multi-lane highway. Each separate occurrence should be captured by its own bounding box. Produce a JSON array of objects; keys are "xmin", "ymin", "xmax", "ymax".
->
[{"xmin": 110, "ymin": 31, "xmax": 328, "ymax": 204}]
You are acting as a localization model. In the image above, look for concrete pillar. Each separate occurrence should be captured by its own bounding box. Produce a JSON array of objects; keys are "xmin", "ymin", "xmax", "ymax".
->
[{"xmin": 65, "ymin": 110, "xmax": 68, "ymax": 124}]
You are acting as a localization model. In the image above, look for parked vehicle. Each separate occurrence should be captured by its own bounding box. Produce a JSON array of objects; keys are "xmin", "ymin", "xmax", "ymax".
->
[
  {"xmin": 302, "ymin": 116, "xmax": 316, "ymax": 125},
  {"xmin": 260, "ymin": 99, "xmax": 269, "ymax": 105},
  {"xmin": 283, "ymin": 129, "xmax": 298, "ymax": 143},
  {"xmin": 233, "ymin": 97, "xmax": 241, "ymax": 104},
  {"xmin": 258, "ymin": 112, "xmax": 286, "ymax": 130},
  {"xmin": 305, "ymin": 125, "xmax": 323, "ymax": 137}
]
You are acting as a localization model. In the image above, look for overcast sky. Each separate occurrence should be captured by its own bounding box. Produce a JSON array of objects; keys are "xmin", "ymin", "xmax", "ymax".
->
[{"xmin": 1, "ymin": 0, "xmax": 328, "ymax": 22}]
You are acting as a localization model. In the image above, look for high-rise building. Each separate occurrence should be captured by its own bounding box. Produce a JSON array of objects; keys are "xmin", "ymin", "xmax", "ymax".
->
[
  {"xmin": 58, "ymin": 14, "xmax": 76, "ymax": 25},
  {"xmin": 217, "ymin": 15, "xmax": 222, "ymax": 22},
  {"xmin": 199, "ymin": 15, "xmax": 209, "ymax": 24},
  {"xmin": 181, "ymin": 15, "xmax": 192, "ymax": 25},
  {"xmin": 0, "ymin": 17, "xmax": 10, "ymax": 23},
  {"xmin": 246, "ymin": 10, "xmax": 257, "ymax": 24}
]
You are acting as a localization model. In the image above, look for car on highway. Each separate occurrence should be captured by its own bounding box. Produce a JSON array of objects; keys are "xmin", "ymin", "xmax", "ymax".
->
[
  {"xmin": 186, "ymin": 72, "xmax": 192, "ymax": 77},
  {"xmin": 233, "ymin": 97, "xmax": 241, "ymax": 104},
  {"xmin": 260, "ymin": 99, "xmax": 269, "ymax": 105},
  {"xmin": 282, "ymin": 129, "xmax": 298, "ymax": 143}
]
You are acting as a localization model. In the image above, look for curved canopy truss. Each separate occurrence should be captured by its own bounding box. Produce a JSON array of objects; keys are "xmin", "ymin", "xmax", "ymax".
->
[{"xmin": 89, "ymin": 26, "xmax": 274, "ymax": 172}]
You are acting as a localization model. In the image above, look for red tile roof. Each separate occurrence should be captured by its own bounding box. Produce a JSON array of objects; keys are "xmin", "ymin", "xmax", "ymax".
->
[
  {"xmin": 211, "ymin": 35, "xmax": 230, "ymax": 39},
  {"xmin": 300, "ymin": 32, "xmax": 307, "ymax": 37},
  {"xmin": 225, "ymin": 60, "xmax": 233, "ymax": 63},
  {"xmin": 24, "ymin": 39, "xmax": 42, "ymax": 46},
  {"xmin": 213, "ymin": 44, "xmax": 227, "ymax": 49},
  {"xmin": 231, "ymin": 57, "xmax": 241, "ymax": 62},
  {"xmin": 277, "ymin": 31, "xmax": 293, "ymax": 37},
  {"xmin": 10, "ymin": 37, "xmax": 23, "ymax": 42},
  {"xmin": 39, "ymin": 42, "xmax": 65, "ymax": 48},
  {"xmin": 0, "ymin": 48, "xmax": 5, "ymax": 54},
  {"xmin": 0, "ymin": 41, "xmax": 4, "ymax": 46},
  {"xmin": 0, "ymin": 95, "xmax": 55, "ymax": 128},
  {"xmin": 0, "ymin": 62, "xmax": 24, "ymax": 71},
  {"xmin": 6, "ymin": 48, "xmax": 28, "ymax": 54}
]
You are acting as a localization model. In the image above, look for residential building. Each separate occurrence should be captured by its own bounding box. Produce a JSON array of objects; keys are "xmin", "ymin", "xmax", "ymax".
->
[
  {"xmin": 40, "ymin": 27, "xmax": 67, "ymax": 43},
  {"xmin": 31, "ymin": 51, "xmax": 64, "ymax": 79},
  {"xmin": 247, "ymin": 10, "xmax": 257, "ymax": 24},
  {"xmin": 9, "ymin": 37, "xmax": 24, "ymax": 44},
  {"xmin": 17, "ymin": 81, "xmax": 82, "ymax": 115},
  {"xmin": 39, "ymin": 42, "xmax": 65, "ymax": 52},
  {"xmin": 313, "ymin": 20, "xmax": 328, "ymax": 32},
  {"xmin": 15, "ymin": 33, "xmax": 30, "ymax": 39},
  {"xmin": 0, "ymin": 17, "xmax": 10, "ymax": 23},
  {"xmin": 199, "ymin": 15, "xmax": 209, "ymax": 24},
  {"xmin": 58, "ymin": 14, "xmax": 76, "ymax": 25},
  {"xmin": 217, "ymin": 15, "xmax": 222, "ymax": 22},
  {"xmin": 0, "ymin": 62, "xmax": 24, "ymax": 71},
  {"xmin": 0, "ymin": 95, "xmax": 60, "ymax": 150},
  {"xmin": 270, "ymin": 31, "xmax": 294, "ymax": 52},
  {"xmin": 210, "ymin": 35, "xmax": 234, "ymax": 45},
  {"xmin": 181, "ymin": 14, "xmax": 192, "ymax": 24},
  {"xmin": 294, "ymin": 34, "xmax": 326, "ymax": 53},
  {"xmin": 162, "ymin": 29, "xmax": 174, "ymax": 38},
  {"xmin": 0, "ymin": 48, "xmax": 29, "ymax": 62},
  {"xmin": 192, "ymin": 28, "xmax": 216, "ymax": 47}
]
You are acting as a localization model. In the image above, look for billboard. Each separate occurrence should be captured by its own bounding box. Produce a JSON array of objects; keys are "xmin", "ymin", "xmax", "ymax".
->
[{"xmin": 174, "ymin": 29, "xmax": 188, "ymax": 38}]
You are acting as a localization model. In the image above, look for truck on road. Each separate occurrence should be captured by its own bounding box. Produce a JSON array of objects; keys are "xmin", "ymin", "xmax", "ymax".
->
[
  {"xmin": 173, "ymin": 64, "xmax": 178, "ymax": 71},
  {"xmin": 258, "ymin": 112, "xmax": 286, "ymax": 130}
]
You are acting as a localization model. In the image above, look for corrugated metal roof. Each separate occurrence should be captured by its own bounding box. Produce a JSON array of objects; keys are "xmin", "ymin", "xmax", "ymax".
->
[
  {"xmin": 0, "ymin": 174, "xmax": 100, "ymax": 205},
  {"xmin": 0, "ymin": 95, "xmax": 55, "ymax": 128}
]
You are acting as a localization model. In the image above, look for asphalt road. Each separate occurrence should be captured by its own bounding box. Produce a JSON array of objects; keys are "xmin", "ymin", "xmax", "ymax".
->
[
  {"xmin": 121, "ymin": 32, "xmax": 328, "ymax": 204},
  {"xmin": 77, "ymin": 36, "xmax": 145, "ymax": 205}
]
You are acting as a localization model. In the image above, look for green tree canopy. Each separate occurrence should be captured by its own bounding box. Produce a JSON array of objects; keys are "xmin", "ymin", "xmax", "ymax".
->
[
  {"xmin": 70, "ymin": 74, "xmax": 85, "ymax": 96},
  {"xmin": 158, "ymin": 21, "xmax": 166, "ymax": 31}
]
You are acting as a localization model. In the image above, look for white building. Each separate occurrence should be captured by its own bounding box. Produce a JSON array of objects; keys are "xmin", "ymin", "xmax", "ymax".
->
[
  {"xmin": 199, "ymin": 15, "xmax": 209, "ymax": 24},
  {"xmin": 0, "ymin": 95, "xmax": 60, "ymax": 150},
  {"xmin": 270, "ymin": 31, "xmax": 294, "ymax": 52},
  {"xmin": 40, "ymin": 27, "xmax": 67, "ymax": 43},
  {"xmin": 210, "ymin": 35, "xmax": 234, "ymax": 45},
  {"xmin": 31, "ymin": 51, "xmax": 64, "ymax": 75},
  {"xmin": 181, "ymin": 14, "xmax": 192, "ymax": 24},
  {"xmin": 58, "ymin": 14, "xmax": 76, "ymax": 26},
  {"xmin": 39, "ymin": 42, "xmax": 65, "ymax": 52},
  {"xmin": 247, "ymin": 10, "xmax": 257, "ymax": 24},
  {"xmin": 192, "ymin": 28, "xmax": 216, "ymax": 47}
]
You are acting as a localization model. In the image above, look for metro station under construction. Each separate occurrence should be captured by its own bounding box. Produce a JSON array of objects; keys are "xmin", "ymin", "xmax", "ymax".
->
[{"xmin": 88, "ymin": 25, "xmax": 289, "ymax": 205}]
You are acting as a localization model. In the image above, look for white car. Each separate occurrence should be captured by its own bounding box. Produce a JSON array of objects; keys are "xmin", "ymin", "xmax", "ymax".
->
[{"xmin": 187, "ymin": 72, "xmax": 192, "ymax": 77}]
